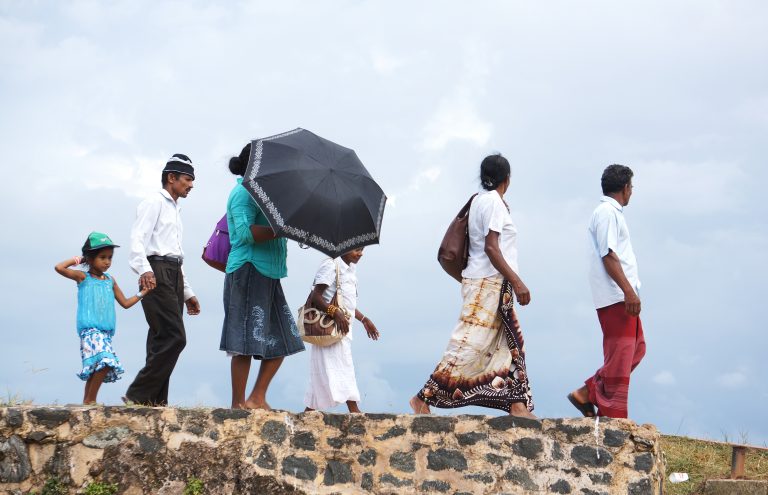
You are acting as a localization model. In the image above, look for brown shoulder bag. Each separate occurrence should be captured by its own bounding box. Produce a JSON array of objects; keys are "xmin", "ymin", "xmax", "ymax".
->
[{"xmin": 437, "ymin": 194, "xmax": 478, "ymax": 282}]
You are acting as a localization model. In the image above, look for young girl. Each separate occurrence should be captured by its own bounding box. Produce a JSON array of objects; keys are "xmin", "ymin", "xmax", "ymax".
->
[
  {"xmin": 304, "ymin": 248, "xmax": 380, "ymax": 413},
  {"xmin": 55, "ymin": 232, "xmax": 151, "ymax": 404}
]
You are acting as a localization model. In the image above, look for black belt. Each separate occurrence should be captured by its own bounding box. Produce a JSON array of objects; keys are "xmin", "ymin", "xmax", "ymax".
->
[{"xmin": 147, "ymin": 255, "xmax": 183, "ymax": 265}]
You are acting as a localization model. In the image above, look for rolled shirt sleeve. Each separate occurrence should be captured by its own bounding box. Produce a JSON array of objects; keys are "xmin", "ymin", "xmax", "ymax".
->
[
  {"xmin": 314, "ymin": 258, "xmax": 336, "ymax": 287},
  {"xmin": 129, "ymin": 196, "xmax": 162, "ymax": 275}
]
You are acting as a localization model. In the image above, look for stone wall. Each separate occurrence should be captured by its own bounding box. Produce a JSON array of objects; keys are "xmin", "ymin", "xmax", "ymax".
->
[{"xmin": 1, "ymin": 406, "xmax": 663, "ymax": 494}]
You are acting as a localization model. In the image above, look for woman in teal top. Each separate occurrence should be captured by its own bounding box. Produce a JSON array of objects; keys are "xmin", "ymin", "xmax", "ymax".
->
[{"xmin": 220, "ymin": 143, "xmax": 305, "ymax": 410}]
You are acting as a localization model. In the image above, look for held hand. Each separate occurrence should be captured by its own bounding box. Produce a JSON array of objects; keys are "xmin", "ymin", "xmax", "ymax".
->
[
  {"xmin": 139, "ymin": 272, "xmax": 156, "ymax": 291},
  {"xmin": 333, "ymin": 310, "xmax": 350, "ymax": 335},
  {"xmin": 624, "ymin": 291, "xmax": 641, "ymax": 316},
  {"xmin": 73, "ymin": 256, "xmax": 83, "ymax": 266},
  {"xmin": 512, "ymin": 280, "xmax": 531, "ymax": 306},
  {"xmin": 362, "ymin": 318, "xmax": 380, "ymax": 341},
  {"xmin": 185, "ymin": 296, "xmax": 201, "ymax": 316}
]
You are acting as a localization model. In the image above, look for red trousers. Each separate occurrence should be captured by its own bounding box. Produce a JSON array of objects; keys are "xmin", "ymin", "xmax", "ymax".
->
[{"xmin": 585, "ymin": 302, "xmax": 646, "ymax": 418}]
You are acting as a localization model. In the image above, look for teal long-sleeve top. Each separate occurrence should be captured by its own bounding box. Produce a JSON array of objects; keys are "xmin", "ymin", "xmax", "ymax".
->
[{"xmin": 225, "ymin": 178, "xmax": 288, "ymax": 278}]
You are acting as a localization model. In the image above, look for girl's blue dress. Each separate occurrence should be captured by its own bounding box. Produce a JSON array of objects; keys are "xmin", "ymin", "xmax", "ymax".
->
[{"xmin": 76, "ymin": 273, "xmax": 124, "ymax": 382}]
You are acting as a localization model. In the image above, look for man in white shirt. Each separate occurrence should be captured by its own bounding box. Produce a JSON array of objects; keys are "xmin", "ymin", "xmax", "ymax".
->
[
  {"xmin": 567, "ymin": 164, "xmax": 646, "ymax": 419},
  {"xmin": 124, "ymin": 154, "xmax": 201, "ymax": 406}
]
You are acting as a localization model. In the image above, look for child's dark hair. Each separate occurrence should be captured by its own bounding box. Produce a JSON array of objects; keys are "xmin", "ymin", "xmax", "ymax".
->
[
  {"xmin": 81, "ymin": 246, "xmax": 111, "ymax": 260},
  {"xmin": 229, "ymin": 143, "xmax": 251, "ymax": 177},
  {"xmin": 479, "ymin": 154, "xmax": 511, "ymax": 191}
]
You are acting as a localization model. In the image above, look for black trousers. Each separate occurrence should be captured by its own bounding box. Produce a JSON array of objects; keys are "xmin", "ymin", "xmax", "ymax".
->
[{"xmin": 125, "ymin": 259, "xmax": 186, "ymax": 406}]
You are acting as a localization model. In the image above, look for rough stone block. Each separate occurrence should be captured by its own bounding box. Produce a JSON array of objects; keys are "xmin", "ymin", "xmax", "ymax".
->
[
  {"xmin": 504, "ymin": 466, "xmax": 538, "ymax": 491},
  {"xmin": 571, "ymin": 445, "xmax": 613, "ymax": 467},
  {"xmin": 260, "ymin": 420, "xmax": 288, "ymax": 444},
  {"xmin": 361, "ymin": 471, "xmax": 374, "ymax": 491},
  {"xmin": 291, "ymin": 431, "xmax": 316, "ymax": 451},
  {"xmin": 704, "ymin": 479, "xmax": 768, "ymax": 495},
  {"xmin": 603, "ymin": 428, "xmax": 629, "ymax": 447},
  {"xmin": 5, "ymin": 409, "xmax": 23, "ymax": 428},
  {"xmin": 389, "ymin": 451, "xmax": 416, "ymax": 472},
  {"xmin": 0, "ymin": 435, "xmax": 31, "ymax": 483},
  {"xmin": 511, "ymin": 437, "xmax": 543, "ymax": 459},
  {"xmin": 628, "ymin": 478, "xmax": 654, "ymax": 495},
  {"xmin": 427, "ymin": 448, "xmax": 467, "ymax": 471},
  {"xmin": 282, "ymin": 455, "xmax": 317, "ymax": 481},
  {"xmin": 488, "ymin": 415, "xmax": 542, "ymax": 431},
  {"xmin": 211, "ymin": 408, "xmax": 249, "ymax": 423},
  {"xmin": 421, "ymin": 479, "xmax": 451, "ymax": 492},
  {"xmin": 82, "ymin": 426, "xmax": 130, "ymax": 449},
  {"xmin": 28, "ymin": 408, "xmax": 70, "ymax": 428},
  {"xmin": 380, "ymin": 473, "xmax": 412, "ymax": 487},
  {"xmin": 457, "ymin": 431, "xmax": 487, "ymax": 446},
  {"xmin": 633, "ymin": 452, "xmax": 654, "ymax": 473},
  {"xmin": 323, "ymin": 460, "xmax": 353, "ymax": 485},
  {"xmin": 255, "ymin": 445, "xmax": 276, "ymax": 469},
  {"xmin": 411, "ymin": 416, "xmax": 456, "ymax": 434},
  {"xmin": 358, "ymin": 448, "xmax": 377, "ymax": 467},
  {"xmin": 375, "ymin": 426, "xmax": 407, "ymax": 441},
  {"xmin": 550, "ymin": 479, "xmax": 572, "ymax": 493}
]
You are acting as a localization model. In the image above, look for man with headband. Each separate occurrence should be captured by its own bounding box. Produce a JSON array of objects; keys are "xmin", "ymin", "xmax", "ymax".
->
[{"xmin": 124, "ymin": 153, "xmax": 201, "ymax": 406}]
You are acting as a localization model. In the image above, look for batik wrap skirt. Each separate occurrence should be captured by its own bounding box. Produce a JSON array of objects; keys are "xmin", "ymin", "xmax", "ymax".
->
[{"xmin": 417, "ymin": 275, "xmax": 533, "ymax": 412}]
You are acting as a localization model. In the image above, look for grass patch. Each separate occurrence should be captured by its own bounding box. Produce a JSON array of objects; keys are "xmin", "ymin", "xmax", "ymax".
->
[
  {"xmin": 662, "ymin": 435, "xmax": 768, "ymax": 495},
  {"xmin": 0, "ymin": 391, "xmax": 33, "ymax": 407}
]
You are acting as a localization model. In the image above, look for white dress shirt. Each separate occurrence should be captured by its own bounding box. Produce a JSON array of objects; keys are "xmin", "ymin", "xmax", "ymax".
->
[
  {"xmin": 129, "ymin": 189, "xmax": 194, "ymax": 300},
  {"xmin": 588, "ymin": 196, "xmax": 640, "ymax": 309},
  {"xmin": 462, "ymin": 190, "xmax": 519, "ymax": 279},
  {"xmin": 314, "ymin": 257, "xmax": 358, "ymax": 341}
]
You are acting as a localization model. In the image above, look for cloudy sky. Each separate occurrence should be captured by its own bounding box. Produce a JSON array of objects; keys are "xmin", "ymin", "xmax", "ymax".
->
[{"xmin": 2, "ymin": 1, "xmax": 766, "ymax": 444}]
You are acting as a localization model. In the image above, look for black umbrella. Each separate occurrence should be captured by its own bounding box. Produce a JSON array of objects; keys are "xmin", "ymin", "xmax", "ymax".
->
[{"xmin": 242, "ymin": 128, "xmax": 387, "ymax": 258}]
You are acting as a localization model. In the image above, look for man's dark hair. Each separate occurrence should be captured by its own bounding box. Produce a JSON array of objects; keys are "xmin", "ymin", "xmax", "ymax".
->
[
  {"xmin": 601, "ymin": 164, "xmax": 634, "ymax": 195},
  {"xmin": 161, "ymin": 171, "xmax": 181, "ymax": 187}
]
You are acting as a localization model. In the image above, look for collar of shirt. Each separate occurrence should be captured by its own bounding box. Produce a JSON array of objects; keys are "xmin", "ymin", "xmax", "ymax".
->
[
  {"xmin": 600, "ymin": 195, "xmax": 623, "ymax": 212},
  {"xmin": 337, "ymin": 257, "xmax": 357, "ymax": 274},
  {"xmin": 159, "ymin": 188, "xmax": 179, "ymax": 207}
]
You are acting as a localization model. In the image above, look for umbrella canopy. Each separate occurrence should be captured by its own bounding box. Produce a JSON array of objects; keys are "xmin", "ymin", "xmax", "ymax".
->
[{"xmin": 242, "ymin": 128, "xmax": 387, "ymax": 258}]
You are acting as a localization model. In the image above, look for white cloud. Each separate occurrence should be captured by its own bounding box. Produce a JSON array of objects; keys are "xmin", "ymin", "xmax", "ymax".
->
[
  {"xmin": 636, "ymin": 160, "xmax": 746, "ymax": 215},
  {"xmin": 370, "ymin": 49, "xmax": 405, "ymax": 75},
  {"xmin": 717, "ymin": 371, "xmax": 747, "ymax": 389},
  {"xmin": 421, "ymin": 93, "xmax": 492, "ymax": 152},
  {"xmin": 652, "ymin": 371, "xmax": 676, "ymax": 386}
]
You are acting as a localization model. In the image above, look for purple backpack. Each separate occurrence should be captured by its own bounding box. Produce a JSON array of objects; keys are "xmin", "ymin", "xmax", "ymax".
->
[{"xmin": 202, "ymin": 215, "xmax": 230, "ymax": 272}]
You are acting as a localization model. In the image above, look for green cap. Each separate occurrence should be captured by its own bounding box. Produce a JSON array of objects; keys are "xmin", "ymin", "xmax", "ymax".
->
[{"xmin": 81, "ymin": 232, "xmax": 120, "ymax": 254}]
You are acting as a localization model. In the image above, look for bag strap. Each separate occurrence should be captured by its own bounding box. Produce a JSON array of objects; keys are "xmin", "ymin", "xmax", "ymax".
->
[
  {"xmin": 333, "ymin": 260, "xmax": 345, "ymax": 311},
  {"xmin": 458, "ymin": 193, "xmax": 478, "ymax": 219}
]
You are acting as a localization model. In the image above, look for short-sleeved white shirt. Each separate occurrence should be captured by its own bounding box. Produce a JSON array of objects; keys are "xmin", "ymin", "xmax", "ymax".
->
[
  {"xmin": 313, "ymin": 257, "xmax": 358, "ymax": 339},
  {"xmin": 462, "ymin": 190, "xmax": 519, "ymax": 279},
  {"xmin": 588, "ymin": 196, "xmax": 641, "ymax": 309}
]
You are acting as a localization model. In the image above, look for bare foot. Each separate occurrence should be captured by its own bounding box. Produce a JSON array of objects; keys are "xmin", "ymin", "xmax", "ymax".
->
[
  {"xmin": 409, "ymin": 396, "xmax": 431, "ymax": 414},
  {"xmin": 509, "ymin": 403, "xmax": 537, "ymax": 419},
  {"xmin": 244, "ymin": 399, "xmax": 271, "ymax": 410}
]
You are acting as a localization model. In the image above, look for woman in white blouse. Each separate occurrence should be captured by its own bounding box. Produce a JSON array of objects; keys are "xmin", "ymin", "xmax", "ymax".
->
[
  {"xmin": 304, "ymin": 248, "xmax": 380, "ymax": 413},
  {"xmin": 411, "ymin": 154, "xmax": 536, "ymax": 418}
]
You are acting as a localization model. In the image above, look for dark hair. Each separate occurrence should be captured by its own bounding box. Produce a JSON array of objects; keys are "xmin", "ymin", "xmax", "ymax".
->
[
  {"xmin": 479, "ymin": 154, "xmax": 511, "ymax": 191},
  {"xmin": 601, "ymin": 164, "xmax": 634, "ymax": 194},
  {"xmin": 82, "ymin": 246, "xmax": 113, "ymax": 259},
  {"xmin": 161, "ymin": 171, "xmax": 180, "ymax": 187},
  {"xmin": 229, "ymin": 143, "xmax": 251, "ymax": 177}
]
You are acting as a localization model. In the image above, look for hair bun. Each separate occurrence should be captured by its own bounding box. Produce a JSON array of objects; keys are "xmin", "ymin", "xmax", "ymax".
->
[{"xmin": 228, "ymin": 156, "xmax": 244, "ymax": 175}]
